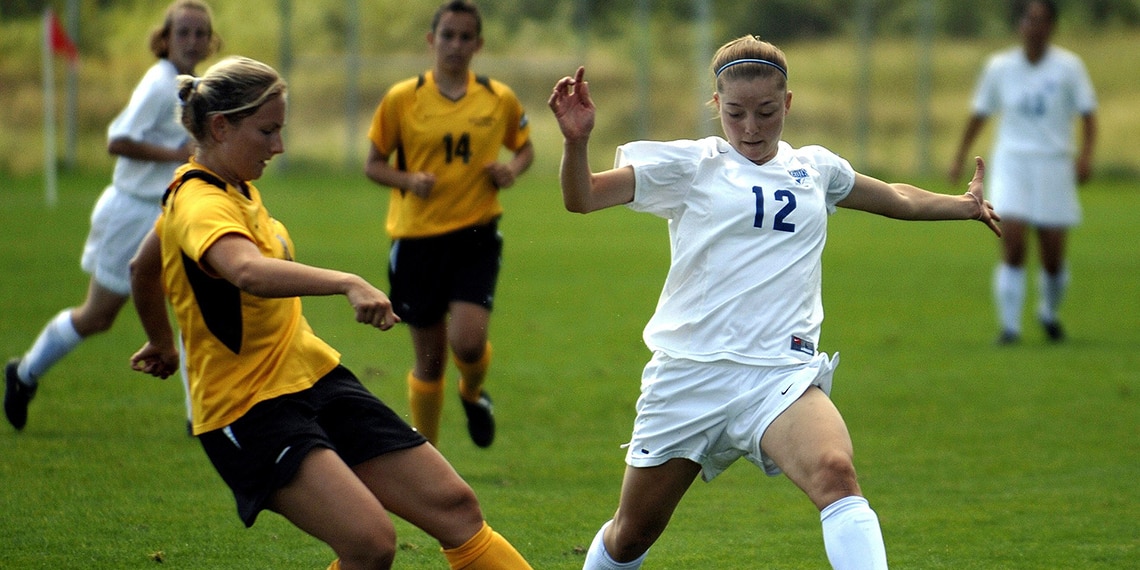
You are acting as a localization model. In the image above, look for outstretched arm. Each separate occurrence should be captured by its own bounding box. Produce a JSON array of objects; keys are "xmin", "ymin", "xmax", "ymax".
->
[
  {"xmin": 548, "ymin": 66, "xmax": 635, "ymax": 214},
  {"xmin": 839, "ymin": 156, "xmax": 1002, "ymax": 237},
  {"xmin": 203, "ymin": 234, "xmax": 400, "ymax": 330}
]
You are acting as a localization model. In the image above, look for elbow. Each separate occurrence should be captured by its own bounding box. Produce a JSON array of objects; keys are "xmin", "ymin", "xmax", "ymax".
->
[
  {"xmin": 128, "ymin": 256, "xmax": 157, "ymax": 292},
  {"xmin": 228, "ymin": 267, "xmax": 266, "ymax": 296},
  {"xmin": 562, "ymin": 197, "xmax": 594, "ymax": 215}
]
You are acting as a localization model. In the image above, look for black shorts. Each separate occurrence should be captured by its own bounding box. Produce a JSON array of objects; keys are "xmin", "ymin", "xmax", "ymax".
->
[
  {"xmin": 197, "ymin": 365, "xmax": 427, "ymax": 527},
  {"xmin": 388, "ymin": 218, "xmax": 503, "ymax": 327}
]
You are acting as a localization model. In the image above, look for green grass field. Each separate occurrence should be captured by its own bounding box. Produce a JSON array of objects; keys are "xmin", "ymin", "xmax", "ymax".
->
[{"xmin": 1, "ymin": 168, "xmax": 1137, "ymax": 568}]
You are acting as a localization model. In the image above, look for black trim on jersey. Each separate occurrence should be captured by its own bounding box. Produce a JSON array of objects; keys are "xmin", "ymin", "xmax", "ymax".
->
[
  {"xmin": 474, "ymin": 74, "xmax": 495, "ymax": 94},
  {"xmin": 165, "ymin": 170, "xmax": 244, "ymax": 354},
  {"xmin": 182, "ymin": 251, "xmax": 244, "ymax": 354},
  {"xmin": 163, "ymin": 169, "xmax": 228, "ymax": 207},
  {"xmin": 395, "ymin": 143, "xmax": 408, "ymax": 197},
  {"xmin": 414, "ymin": 73, "xmax": 495, "ymax": 95}
]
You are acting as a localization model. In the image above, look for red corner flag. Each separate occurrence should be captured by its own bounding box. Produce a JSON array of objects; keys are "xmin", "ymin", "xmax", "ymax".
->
[{"xmin": 46, "ymin": 9, "xmax": 78, "ymax": 63}]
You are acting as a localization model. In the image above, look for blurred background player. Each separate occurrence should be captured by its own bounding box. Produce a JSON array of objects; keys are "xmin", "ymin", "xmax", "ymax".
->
[
  {"xmin": 5, "ymin": 0, "xmax": 219, "ymax": 431},
  {"xmin": 549, "ymin": 35, "xmax": 1000, "ymax": 569},
  {"xmin": 364, "ymin": 0, "xmax": 534, "ymax": 448},
  {"xmin": 130, "ymin": 55, "xmax": 533, "ymax": 570},
  {"xmin": 949, "ymin": 0, "xmax": 1097, "ymax": 344}
]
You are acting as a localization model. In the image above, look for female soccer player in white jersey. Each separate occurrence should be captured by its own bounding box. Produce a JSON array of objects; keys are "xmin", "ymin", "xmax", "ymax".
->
[
  {"xmin": 5, "ymin": 0, "xmax": 219, "ymax": 431},
  {"xmin": 548, "ymin": 35, "xmax": 1002, "ymax": 570},
  {"xmin": 949, "ymin": 0, "xmax": 1097, "ymax": 345}
]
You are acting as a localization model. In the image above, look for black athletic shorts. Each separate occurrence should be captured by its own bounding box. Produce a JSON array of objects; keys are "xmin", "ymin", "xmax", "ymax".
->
[
  {"xmin": 388, "ymin": 218, "xmax": 503, "ymax": 327},
  {"xmin": 197, "ymin": 365, "xmax": 427, "ymax": 527}
]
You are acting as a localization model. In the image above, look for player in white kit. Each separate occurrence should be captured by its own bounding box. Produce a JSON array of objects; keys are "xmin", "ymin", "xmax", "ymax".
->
[
  {"xmin": 4, "ymin": 0, "xmax": 218, "ymax": 431},
  {"xmin": 949, "ymin": 0, "xmax": 1097, "ymax": 344},
  {"xmin": 549, "ymin": 35, "xmax": 1001, "ymax": 570}
]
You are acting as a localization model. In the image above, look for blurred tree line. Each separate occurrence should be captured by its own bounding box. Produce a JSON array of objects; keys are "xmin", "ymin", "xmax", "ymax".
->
[
  {"xmin": 499, "ymin": 0, "xmax": 1140, "ymax": 40},
  {"xmin": 5, "ymin": 0, "xmax": 1139, "ymax": 41}
]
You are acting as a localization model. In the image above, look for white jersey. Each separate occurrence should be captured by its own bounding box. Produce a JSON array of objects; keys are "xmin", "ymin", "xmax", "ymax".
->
[
  {"xmin": 107, "ymin": 59, "xmax": 190, "ymax": 201},
  {"xmin": 619, "ymin": 137, "xmax": 855, "ymax": 366},
  {"xmin": 971, "ymin": 45, "xmax": 1097, "ymax": 157}
]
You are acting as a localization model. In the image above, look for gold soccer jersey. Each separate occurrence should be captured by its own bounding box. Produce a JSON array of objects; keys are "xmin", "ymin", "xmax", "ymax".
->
[
  {"xmin": 368, "ymin": 71, "xmax": 531, "ymax": 239},
  {"xmin": 158, "ymin": 162, "xmax": 340, "ymax": 435}
]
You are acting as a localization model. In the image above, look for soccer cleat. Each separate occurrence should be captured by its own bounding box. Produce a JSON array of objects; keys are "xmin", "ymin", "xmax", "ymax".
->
[
  {"xmin": 461, "ymin": 391, "xmax": 495, "ymax": 448},
  {"xmin": 995, "ymin": 330, "xmax": 1021, "ymax": 346},
  {"xmin": 4, "ymin": 358, "xmax": 36, "ymax": 431},
  {"xmin": 1041, "ymin": 319, "xmax": 1065, "ymax": 343}
]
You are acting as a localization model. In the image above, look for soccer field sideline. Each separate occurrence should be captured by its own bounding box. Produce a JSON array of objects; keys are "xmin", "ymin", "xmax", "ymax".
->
[{"xmin": 1, "ymin": 170, "xmax": 1136, "ymax": 568}]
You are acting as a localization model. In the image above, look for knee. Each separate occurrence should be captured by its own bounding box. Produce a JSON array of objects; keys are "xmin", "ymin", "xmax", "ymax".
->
[
  {"xmin": 336, "ymin": 530, "xmax": 396, "ymax": 570},
  {"xmin": 70, "ymin": 311, "xmax": 117, "ymax": 337},
  {"xmin": 607, "ymin": 515, "xmax": 664, "ymax": 562},
  {"xmin": 442, "ymin": 483, "xmax": 484, "ymax": 525},
  {"xmin": 450, "ymin": 340, "xmax": 485, "ymax": 365},
  {"xmin": 810, "ymin": 451, "xmax": 861, "ymax": 507},
  {"xmin": 431, "ymin": 483, "xmax": 488, "ymax": 547}
]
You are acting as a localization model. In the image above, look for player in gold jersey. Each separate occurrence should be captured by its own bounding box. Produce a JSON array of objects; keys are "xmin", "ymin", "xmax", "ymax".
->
[
  {"xmin": 130, "ymin": 56, "xmax": 532, "ymax": 570},
  {"xmin": 365, "ymin": 0, "xmax": 534, "ymax": 448}
]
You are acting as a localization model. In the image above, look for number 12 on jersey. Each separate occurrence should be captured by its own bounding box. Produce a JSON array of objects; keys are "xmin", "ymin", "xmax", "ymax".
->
[{"xmin": 752, "ymin": 186, "xmax": 797, "ymax": 232}]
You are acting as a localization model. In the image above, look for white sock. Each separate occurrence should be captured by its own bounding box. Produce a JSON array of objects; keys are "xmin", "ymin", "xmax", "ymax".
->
[
  {"xmin": 821, "ymin": 496, "xmax": 888, "ymax": 570},
  {"xmin": 583, "ymin": 520, "xmax": 647, "ymax": 570},
  {"xmin": 993, "ymin": 264, "xmax": 1026, "ymax": 334},
  {"xmin": 20, "ymin": 310, "xmax": 83, "ymax": 385},
  {"xmin": 1037, "ymin": 267, "xmax": 1069, "ymax": 323}
]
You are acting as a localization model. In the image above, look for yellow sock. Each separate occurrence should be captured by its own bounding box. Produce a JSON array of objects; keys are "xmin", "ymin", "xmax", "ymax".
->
[
  {"xmin": 442, "ymin": 522, "xmax": 532, "ymax": 570},
  {"xmin": 455, "ymin": 342, "xmax": 492, "ymax": 403},
  {"xmin": 408, "ymin": 372, "xmax": 444, "ymax": 446},
  {"xmin": 326, "ymin": 559, "xmax": 340, "ymax": 570}
]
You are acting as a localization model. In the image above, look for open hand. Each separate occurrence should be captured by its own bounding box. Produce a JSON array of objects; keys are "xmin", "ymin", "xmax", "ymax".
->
[
  {"xmin": 548, "ymin": 66, "xmax": 595, "ymax": 142},
  {"xmin": 965, "ymin": 156, "xmax": 1002, "ymax": 237}
]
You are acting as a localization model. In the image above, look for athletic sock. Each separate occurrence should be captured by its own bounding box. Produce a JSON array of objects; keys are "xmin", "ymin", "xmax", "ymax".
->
[
  {"xmin": 20, "ymin": 310, "xmax": 83, "ymax": 385},
  {"xmin": 1037, "ymin": 267, "xmax": 1069, "ymax": 323},
  {"xmin": 455, "ymin": 342, "xmax": 492, "ymax": 403},
  {"xmin": 408, "ymin": 372, "xmax": 444, "ymax": 446},
  {"xmin": 583, "ymin": 520, "xmax": 647, "ymax": 570},
  {"xmin": 820, "ymin": 496, "xmax": 888, "ymax": 570},
  {"xmin": 993, "ymin": 264, "xmax": 1026, "ymax": 334},
  {"xmin": 442, "ymin": 521, "xmax": 532, "ymax": 569}
]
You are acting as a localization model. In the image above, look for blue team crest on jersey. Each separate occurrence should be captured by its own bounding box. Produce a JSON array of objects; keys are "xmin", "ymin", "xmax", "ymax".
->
[{"xmin": 788, "ymin": 168, "xmax": 809, "ymax": 185}]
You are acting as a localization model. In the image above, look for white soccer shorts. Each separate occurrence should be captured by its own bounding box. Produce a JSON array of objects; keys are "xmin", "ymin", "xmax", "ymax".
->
[
  {"xmin": 81, "ymin": 185, "xmax": 162, "ymax": 295},
  {"xmin": 989, "ymin": 151, "xmax": 1081, "ymax": 227},
  {"xmin": 624, "ymin": 351, "xmax": 838, "ymax": 481}
]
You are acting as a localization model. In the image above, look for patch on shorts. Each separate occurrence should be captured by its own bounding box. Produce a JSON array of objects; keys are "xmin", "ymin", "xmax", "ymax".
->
[{"xmin": 790, "ymin": 335, "xmax": 815, "ymax": 356}]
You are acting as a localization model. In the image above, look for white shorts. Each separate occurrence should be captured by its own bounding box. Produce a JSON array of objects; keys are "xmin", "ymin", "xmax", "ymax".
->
[
  {"xmin": 624, "ymin": 351, "xmax": 838, "ymax": 481},
  {"xmin": 989, "ymin": 151, "xmax": 1081, "ymax": 228},
  {"xmin": 80, "ymin": 186, "xmax": 162, "ymax": 295}
]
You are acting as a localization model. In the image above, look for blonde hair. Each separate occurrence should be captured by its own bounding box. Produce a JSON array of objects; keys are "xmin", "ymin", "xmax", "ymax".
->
[
  {"xmin": 710, "ymin": 35, "xmax": 788, "ymax": 93},
  {"xmin": 177, "ymin": 56, "xmax": 287, "ymax": 142},
  {"xmin": 148, "ymin": 0, "xmax": 221, "ymax": 59}
]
